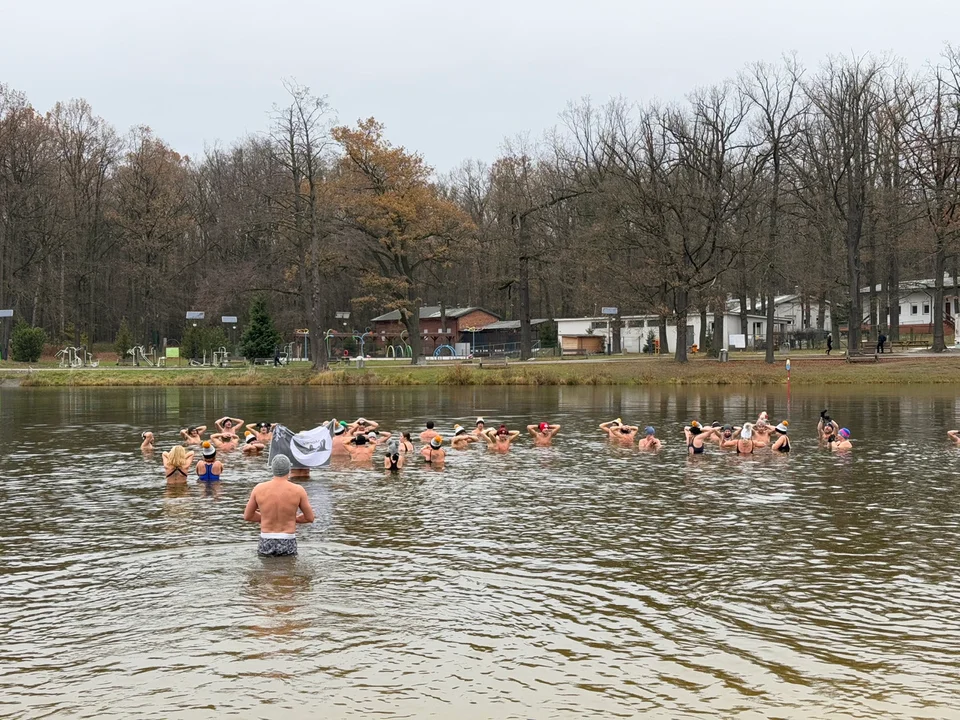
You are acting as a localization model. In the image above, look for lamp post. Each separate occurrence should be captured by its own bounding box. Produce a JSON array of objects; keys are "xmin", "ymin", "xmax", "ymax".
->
[
  {"xmin": 222, "ymin": 316, "xmax": 238, "ymax": 354},
  {"xmin": 186, "ymin": 312, "xmax": 205, "ymax": 362}
]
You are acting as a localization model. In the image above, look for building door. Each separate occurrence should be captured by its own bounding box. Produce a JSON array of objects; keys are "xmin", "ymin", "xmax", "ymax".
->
[{"xmin": 686, "ymin": 325, "xmax": 695, "ymax": 348}]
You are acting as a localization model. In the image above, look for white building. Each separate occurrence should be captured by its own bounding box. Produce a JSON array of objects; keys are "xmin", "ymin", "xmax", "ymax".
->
[
  {"xmin": 726, "ymin": 295, "xmax": 832, "ymax": 332},
  {"xmin": 556, "ymin": 311, "xmax": 791, "ymax": 355},
  {"xmin": 860, "ymin": 276, "xmax": 959, "ymax": 329}
]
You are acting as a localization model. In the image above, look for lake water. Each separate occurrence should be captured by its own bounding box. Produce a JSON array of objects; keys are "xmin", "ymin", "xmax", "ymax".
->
[{"xmin": 2, "ymin": 385, "xmax": 959, "ymax": 719}]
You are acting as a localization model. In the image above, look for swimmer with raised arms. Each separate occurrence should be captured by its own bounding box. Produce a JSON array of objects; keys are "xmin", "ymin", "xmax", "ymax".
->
[
  {"xmin": 527, "ymin": 422, "xmax": 561, "ymax": 446},
  {"xmin": 483, "ymin": 425, "xmax": 520, "ymax": 453},
  {"xmin": 163, "ymin": 445, "xmax": 194, "ymax": 484},
  {"xmin": 600, "ymin": 419, "xmax": 639, "ymax": 444},
  {"xmin": 421, "ymin": 436, "xmax": 446, "ymax": 465},
  {"xmin": 196, "ymin": 441, "xmax": 223, "ymax": 482}
]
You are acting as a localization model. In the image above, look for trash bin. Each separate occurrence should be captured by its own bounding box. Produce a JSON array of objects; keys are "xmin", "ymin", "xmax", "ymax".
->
[{"xmin": 719, "ymin": 348, "xmax": 729, "ymax": 363}]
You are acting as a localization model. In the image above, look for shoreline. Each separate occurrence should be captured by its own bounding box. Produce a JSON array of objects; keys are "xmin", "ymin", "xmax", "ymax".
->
[{"xmin": 2, "ymin": 354, "xmax": 958, "ymax": 387}]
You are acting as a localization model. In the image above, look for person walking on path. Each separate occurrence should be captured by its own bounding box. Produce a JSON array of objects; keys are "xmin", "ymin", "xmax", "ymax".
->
[
  {"xmin": 243, "ymin": 455, "xmax": 315, "ymax": 557},
  {"xmin": 826, "ymin": 333, "xmax": 833, "ymax": 355}
]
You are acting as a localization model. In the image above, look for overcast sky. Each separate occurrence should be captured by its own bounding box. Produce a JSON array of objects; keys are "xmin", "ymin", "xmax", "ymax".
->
[{"xmin": 4, "ymin": 0, "xmax": 958, "ymax": 171}]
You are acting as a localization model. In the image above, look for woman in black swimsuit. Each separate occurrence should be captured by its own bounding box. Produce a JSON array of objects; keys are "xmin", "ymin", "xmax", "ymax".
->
[
  {"xmin": 685, "ymin": 421, "xmax": 719, "ymax": 455},
  {"xmin": 162, "ymin": 445, "xmax": 194, "ymax": 485},
  {"xmin": 772, "ymin": 422, "xmax": 791, "ymax": 453},
  {"xmin": 383, "ymin": 453, "xmax": 404, "ymax": 472}
]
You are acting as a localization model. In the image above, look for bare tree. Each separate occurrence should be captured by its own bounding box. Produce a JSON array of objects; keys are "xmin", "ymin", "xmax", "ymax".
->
[
  {"xmin": 740, "ymin": 57, "xmax": 806, "ymax": 362},
  {"xmin": 902, "ymin": 47, "xmax": 960, "ymax": 351},
  {"xmin": 799, "ymin": 55, "xmax": 885, "ymax": 355},
  {"xmin": 268, "ymin": 80, "xmax": 337, "ymax": 371}
]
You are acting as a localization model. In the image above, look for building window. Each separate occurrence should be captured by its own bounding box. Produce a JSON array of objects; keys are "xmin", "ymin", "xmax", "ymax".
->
[
  {"xmin": 910, "ymin": 304, "xmax": 918, "ymax": 315},
  {"xmin": 923, "ymin": 303, "xmax": 930, "ymax": 315},
  {"xmin": 625, "ymin": 319, "xmax": 645, "ymax": 328},
  {"xmin": 590, "ymin": 321, "xmax": 607, "ymax": 330}
]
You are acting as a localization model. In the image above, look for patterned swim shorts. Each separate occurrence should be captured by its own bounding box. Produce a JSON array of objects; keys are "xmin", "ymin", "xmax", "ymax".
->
[{"xmin": 258, "ymin": 536, "xmax": 298, "ymax": 556}]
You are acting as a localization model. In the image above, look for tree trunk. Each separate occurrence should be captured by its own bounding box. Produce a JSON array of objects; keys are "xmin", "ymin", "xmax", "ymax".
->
[
  {"xmin": 674, "ymin": 288, "xmax": 688, "ymax": 363},
  {"xmin": 405, "ymin": 288, "xmax": 422, "ymax": 364},
  {"xmin": 847, "ymin": 214, "xmax": 863, "ymax": 355},
  {"xmin": 517, "ymin": 215, "xmax": 532, "ymax": 361},
  {"xmin": 712, "ymin": 308, "xmax": 724, "ymax": 356},
  {"xmin": 440, "ymin": 299, "xmax": 447, "ymax": 353},
  {"xmin": 932, "ymin": 239, "xmax": 947, "ymax": 352},
  {"xmin": 699, "ymin": 306, "xmax": 707, "ymax": 352},
  {"xmin": 658, "ymin": 315, "xmax": 669, "ymax": 355},
  {"xmin": 308, "ymin": 249, "xmax": 328, "ymax": 371},
  {"xmin": 738, "ymin": 288, "xmax": 748, "ymax": 337},
  {"xmin": 817, "ymin": 291, "xmax": 826, "ymax": 331},
  {"xmin": 888, "ymin": 252, "xmax": 900, "ymax": 341},
  {"xmin": 765, "ymin": 291, "xmax": 775, "ymax": 363}
]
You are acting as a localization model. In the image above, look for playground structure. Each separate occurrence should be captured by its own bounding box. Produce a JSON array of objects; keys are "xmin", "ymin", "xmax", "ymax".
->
[
  {"xmin": 386, "ymin": 343, "xmax": 413, "ymax": 358},
  {"xmin": 433, "ymin": 344, "xmax": 456, "ymax": 357},
  {"xmin": 325, "ymin": 328, "xmax": 377, "ymax": 360},
  {"xmin": 56, "ymin": 346, "xmax": 99, "ymax": 368}
]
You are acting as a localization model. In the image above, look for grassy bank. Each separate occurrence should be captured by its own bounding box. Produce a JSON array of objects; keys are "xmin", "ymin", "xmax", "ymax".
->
[{"xmin": 4, "ymin": 354, "xmax": 960, "ymax": 387}]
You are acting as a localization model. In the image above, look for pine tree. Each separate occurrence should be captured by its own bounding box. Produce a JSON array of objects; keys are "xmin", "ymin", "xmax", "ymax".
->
[
  {"xmin": 114, "ymin": 318, "xmax": 133, "ymax": 363},
  {"xmin": 241, "ymin": 296, "xmax": 282, "ymax": 361}
]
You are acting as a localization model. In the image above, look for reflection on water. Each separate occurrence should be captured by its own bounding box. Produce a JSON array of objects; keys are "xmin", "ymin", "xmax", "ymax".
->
[{"xmin": 2, "ymin": 385, "xmax": 960, "ymax": 718}]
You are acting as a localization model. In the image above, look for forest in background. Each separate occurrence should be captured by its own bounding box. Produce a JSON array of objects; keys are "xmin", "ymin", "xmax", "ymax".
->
[{"xmin": 2, "ymin": 47, "xmax": 960, "ymax": 366}]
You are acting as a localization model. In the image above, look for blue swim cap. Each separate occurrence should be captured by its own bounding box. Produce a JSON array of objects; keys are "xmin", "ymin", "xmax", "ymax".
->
[{"xmin": 644, "ymin": 426, "xmax": 655, "ymax": 435}]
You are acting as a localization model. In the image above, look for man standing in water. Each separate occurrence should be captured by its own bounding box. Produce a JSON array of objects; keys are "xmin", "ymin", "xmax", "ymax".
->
[{"xmin": 243, "ymin": 455, "xmax": 315, "ymax": 557}]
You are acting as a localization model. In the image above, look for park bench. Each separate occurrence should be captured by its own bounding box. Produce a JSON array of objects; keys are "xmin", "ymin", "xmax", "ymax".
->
[
  {"xmin": 480, "ymin": 353, "xmax": 508, "ymax": 369},
  {"xmin": 890, "ymin": 340, "xmax": 929, "ymax": 352},
  {"xmin": 845, "ymin": 353, "xmax": 878, "ymax": 363}
]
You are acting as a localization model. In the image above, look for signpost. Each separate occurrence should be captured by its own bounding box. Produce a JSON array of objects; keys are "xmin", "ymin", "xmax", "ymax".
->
[
  {"xmin": 0, "ymin": 309, "xmax": 11, "ymax": 361},
  {"xmin": 601, "ymin": 307, "xmax": 618, "ymax": 354},
  {"xmin": 166, "ymin": 346, "xmax": 181, "ymax": 368}
]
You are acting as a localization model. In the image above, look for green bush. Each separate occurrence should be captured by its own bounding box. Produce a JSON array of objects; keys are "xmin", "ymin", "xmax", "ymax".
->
[
  {"xmin": 241, "ymin": 296, "xmax": 281, "ymax": 361},
  {"xmin": 11, "ymin": 320, "xmax": 46, "ymax": 362}
]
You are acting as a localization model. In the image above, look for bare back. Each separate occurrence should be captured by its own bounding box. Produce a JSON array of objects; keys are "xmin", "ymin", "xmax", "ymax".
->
[{"xmin": 250, "ymin": 479, "xmax": 311, "ymax": 534}]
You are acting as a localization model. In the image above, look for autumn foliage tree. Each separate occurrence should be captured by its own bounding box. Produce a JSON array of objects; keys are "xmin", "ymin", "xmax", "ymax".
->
[{"xmin": 331, "ymin": 119, "xmax": 474, "ymax": 363}]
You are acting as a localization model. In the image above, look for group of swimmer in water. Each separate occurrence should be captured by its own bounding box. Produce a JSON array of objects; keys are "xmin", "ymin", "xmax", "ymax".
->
[
  {"xmin": 679, "ymin": 409, "xmax": 853, "ymax": 454},
  {"xmin": 139, "ymin": 415, "xmax": 568, "ymax": 484},
  {"xmin": 140, "ymin": 408, "xmax": 869, "ymax": 489},
  {"xmin": 132, "ymin": 408, "xmax": 890, "ymax": 558}
]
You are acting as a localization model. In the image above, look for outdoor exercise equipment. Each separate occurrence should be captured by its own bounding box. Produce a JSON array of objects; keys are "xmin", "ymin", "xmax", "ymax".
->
[
  {"xmin": 128, "ymin": 345, "xmax": 154, "ymax": 367},
  {"xmin": 434, "ymin": 344, "xmax": 456, "ymax": 357},
  {"xmin": 57, "ymin": 346, "xmax": 100, "ymax": 368},
  {"xmin": 213, "ymin": 346, "xmax": 229, "ymax": 367}
]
